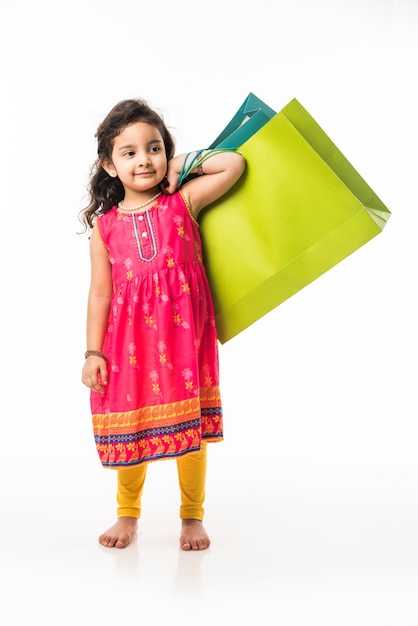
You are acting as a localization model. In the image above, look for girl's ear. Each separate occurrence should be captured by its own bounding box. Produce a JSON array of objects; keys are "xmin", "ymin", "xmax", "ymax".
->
[{"xmin": 101, "ymin": 159, "xmax": 118, "ymax": 178}]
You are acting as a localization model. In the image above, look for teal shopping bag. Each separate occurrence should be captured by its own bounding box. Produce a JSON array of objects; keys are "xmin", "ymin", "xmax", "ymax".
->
[{"xmin": 208, "ymin": 92, "xmax": 276, "ymax": 149}]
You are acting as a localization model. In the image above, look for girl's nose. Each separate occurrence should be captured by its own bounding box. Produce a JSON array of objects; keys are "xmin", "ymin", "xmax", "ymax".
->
[{"xmin": 137, "ymin": 151, "xmax": 151, "ymax": 167}]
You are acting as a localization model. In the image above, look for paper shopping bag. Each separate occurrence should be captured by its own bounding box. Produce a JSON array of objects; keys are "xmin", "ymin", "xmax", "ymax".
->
[
  {"xmin": 208, "ymin": 92, "xmax": 276, "ymax": 149},
  {"xmin": 199, "ymin": 96, "xmax": 391, "ymax": 344}
]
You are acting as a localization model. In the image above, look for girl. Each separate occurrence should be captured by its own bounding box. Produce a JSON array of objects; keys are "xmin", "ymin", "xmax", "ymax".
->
[{"xmin": 79, "ymin": 99, "xmax": 245, "ymax": 551}]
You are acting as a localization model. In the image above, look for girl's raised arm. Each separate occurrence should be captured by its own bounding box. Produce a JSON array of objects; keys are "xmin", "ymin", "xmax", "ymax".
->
[{"xmin": 165, "ymin": 150, "xmax": 245, "ymax": 218}]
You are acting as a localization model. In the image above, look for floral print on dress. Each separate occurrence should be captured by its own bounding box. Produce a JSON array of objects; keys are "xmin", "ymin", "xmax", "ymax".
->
[
  {"xmin": 173, "ymin": 214, "xmax": 190, "ymax": 241},
  {"xmin": 149, "ymin": 370, "xmax": 162, "ymax": 398},
  {"xmin": 182, "ymin": 368, "xmax": 198, "ymax": 396},
  {"xmin": 143, "ymin": 302, "xmax": 157, "ymax": 330},
  {"xmin": 158, "ymin": 341, "xmax": 173, "ymax": 370}
]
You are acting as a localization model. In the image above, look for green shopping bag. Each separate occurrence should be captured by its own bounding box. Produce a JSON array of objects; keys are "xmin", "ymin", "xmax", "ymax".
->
[{"xmin": 199, "ymin": 95, "xmax": 391, "ymax": 344}]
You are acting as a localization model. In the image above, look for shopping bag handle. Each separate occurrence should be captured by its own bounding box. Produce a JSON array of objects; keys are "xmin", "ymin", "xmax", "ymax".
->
[{"xmin": 177, "ymin": 149, "xmax": 238, "ymax": 185}]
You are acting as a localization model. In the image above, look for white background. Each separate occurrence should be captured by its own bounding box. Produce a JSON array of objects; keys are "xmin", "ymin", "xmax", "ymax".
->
[{"xmin": 0, "ymin": 0, "xmax": 417, "ymax": 624}]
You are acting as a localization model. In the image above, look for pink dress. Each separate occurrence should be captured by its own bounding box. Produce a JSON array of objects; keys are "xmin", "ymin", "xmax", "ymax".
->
[{"xmin": 90, "ymin": 191, "xmax": 223, "ymax": 468}]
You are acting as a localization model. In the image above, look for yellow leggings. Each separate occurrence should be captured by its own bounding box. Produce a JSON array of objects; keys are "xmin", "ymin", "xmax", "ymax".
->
[{"xmin": 117, "ymin": 443, "xmax": 207, "ymax": 521}]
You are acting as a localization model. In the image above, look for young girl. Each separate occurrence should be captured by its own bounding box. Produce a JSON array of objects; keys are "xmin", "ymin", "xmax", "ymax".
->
[{"xmin": 79, "ymin": 99, "xmax": 245, "ymax": 551}]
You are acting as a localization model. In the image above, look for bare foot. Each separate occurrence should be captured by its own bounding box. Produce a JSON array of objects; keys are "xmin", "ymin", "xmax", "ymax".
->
[
  {"xmin": 98, "ymin": 517, "xmax": 138, "ymax": 549},
  {"xmin": 180, "ymin": 519, "xmax": 210, "ymax": 551}
]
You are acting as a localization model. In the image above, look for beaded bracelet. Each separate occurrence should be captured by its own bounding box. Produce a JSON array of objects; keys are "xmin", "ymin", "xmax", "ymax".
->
[{"xmin": 84, "ymin": 350, "xmax": 108, "ymax": 363}]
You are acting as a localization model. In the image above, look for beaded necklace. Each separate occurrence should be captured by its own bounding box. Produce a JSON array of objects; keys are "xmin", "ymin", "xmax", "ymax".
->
[{"xmin": 117, "ymin": 192, "xmax": 161, "ymax": 213}]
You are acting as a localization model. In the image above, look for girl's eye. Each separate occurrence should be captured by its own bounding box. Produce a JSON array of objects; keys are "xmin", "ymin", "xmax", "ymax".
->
[
  {"xmin": 149, "ymin": 146, "xmax": 161, "ymax": 153},
  {"xmin": 124, "ymin": 151, "xmax": 135, "ymax": 157}
]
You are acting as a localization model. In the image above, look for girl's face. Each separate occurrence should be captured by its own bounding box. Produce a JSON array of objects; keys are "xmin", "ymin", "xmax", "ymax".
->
[{"xmin": 103, "ymin": 121, "xmax": 167, "ymax": 201}]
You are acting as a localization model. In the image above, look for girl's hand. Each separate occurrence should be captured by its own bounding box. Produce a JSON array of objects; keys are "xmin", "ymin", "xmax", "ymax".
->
[
  {"xmin": 82, "ymin": 356, "xmax": 108, "ymax": 394},
  {"xmin": 161, "ymin": 155, "xmax": 183, "ymax": 195}
]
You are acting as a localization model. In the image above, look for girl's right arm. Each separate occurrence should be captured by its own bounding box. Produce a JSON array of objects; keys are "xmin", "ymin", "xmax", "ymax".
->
[{"xmin": 81, "ymin": 225, "xmax": 113, "ymax": 394}]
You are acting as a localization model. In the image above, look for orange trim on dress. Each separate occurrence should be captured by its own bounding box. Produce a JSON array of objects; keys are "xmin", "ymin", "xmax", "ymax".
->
[
  {"xmin": 94, "ymin": 218, "xmax": 109, "ymax": 251},
  {"xmin": 179, "ymin": 190, "xmax": 200, "ymax": 227},
  {"xmin": 92, "ymin": 387, "xmax": 223, "ymax": 468}
]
